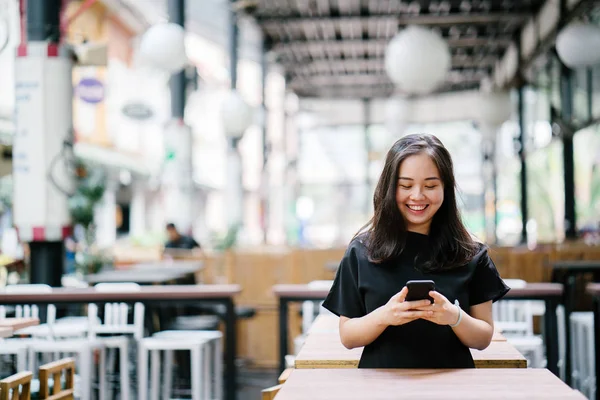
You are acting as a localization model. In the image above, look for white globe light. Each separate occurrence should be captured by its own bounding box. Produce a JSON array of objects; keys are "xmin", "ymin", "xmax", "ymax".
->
[
  {"xmin": 478, "ymin": 91, "xmax": 513, "ymax": 126},
  {"xmin": 220, "ymin": 90, "xmax": 253, "ymax": 138},
  {"xmin": 139, "ymin": 23, "xmax": 187, "ymax": 74},
  {"xmin": 556, "ymin": 23, "xmax": 600, "ymax": 68},
  {"xmin": 385, "ymin": 26, "xmax": 451, "ymax": 95}
]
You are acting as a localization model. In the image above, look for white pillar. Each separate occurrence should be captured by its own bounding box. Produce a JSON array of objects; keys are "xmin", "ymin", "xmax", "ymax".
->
[
  {"xmin": 95, "ymin": 178, "xmax": 118, "ymax": 248},
  {"xmin": 225, "ymin": 141, "xmax": 243, "ymax": 228},
  {"xmin": 163, "ymin": 121, "xmax": 194, "ymax": 234},
  {"xmin": 479, "ymin": 122, "xmax": 499, "ymax": 244},
  {"xmin": 130, "ymin": 180, "xmax": 146, "ymax": 237}
]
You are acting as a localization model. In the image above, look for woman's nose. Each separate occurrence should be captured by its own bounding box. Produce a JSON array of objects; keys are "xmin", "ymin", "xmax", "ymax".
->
[{"xmin": 410, "ymin": 188, "xmax": 425, "ymax": 200}]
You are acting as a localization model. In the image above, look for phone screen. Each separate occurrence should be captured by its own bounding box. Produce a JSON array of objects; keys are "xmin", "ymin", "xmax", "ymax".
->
[{"xmin": 405, "ymin": 280, "xmax": 435, "ymax": 303}]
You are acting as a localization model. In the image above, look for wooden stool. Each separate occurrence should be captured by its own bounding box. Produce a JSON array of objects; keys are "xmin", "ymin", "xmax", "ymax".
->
[
  {"xmin": 38, "ymin": 358, "xmax": 75, "ymax": 400},
  {"xmin": 261, "ymin": 384, "xmax": 282, "ymax": 400},
  {"xmin": 278, "ymin": 368, "xmax": 293, "ymax": 384},
  {"xmin": 0, "ymin": 371, "xmax": 33, "ymax": 400}
]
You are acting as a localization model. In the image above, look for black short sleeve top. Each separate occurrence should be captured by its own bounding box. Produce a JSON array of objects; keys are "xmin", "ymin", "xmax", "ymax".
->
[{"xmin": 321, "ymin": 231, "xmax": 509, "ymax": 369}]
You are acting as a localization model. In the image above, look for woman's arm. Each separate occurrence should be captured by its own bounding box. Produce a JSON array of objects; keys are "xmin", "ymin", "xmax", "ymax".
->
[
  {"xmin": 339, "ymin": 308, "xmax": 388, "ymax": 349},
  {"xmin": 339, "ymin": 287, "xmax": 433, "ymax": 349},
  {"xmin": 451, "ymin": 301, "xmax": 494, "ymax": 350}
]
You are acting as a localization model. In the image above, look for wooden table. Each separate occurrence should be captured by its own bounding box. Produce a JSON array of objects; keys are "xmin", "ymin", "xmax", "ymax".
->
[
  {"xmin": 274, "ymin": 283, "xmax": 558, "ymax": 374},
  {"xmin": 275, "ymin": 368, "xmax": 586, "ymax": 399},
  {"xmin": 0, "ymin": 317, "xmax": 40, "ymax": 331},
  {"xmin": 0, "ymin": 327, "xmax": 12, "ymax": 338},
  {"xmin": 296, "ymin": 324, "xmax": 526, "ymax": 369},
  {"xmin": 586, "ymin": 283, "xmax": 600, "ymax": 400},
  {"xmin": 0, "ymin": 284, "xmax": 239, "ymax": 400}
]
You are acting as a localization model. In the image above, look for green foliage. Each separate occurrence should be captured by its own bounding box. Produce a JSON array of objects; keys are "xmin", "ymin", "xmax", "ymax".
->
[
  {"xmin": 68, "ymin": 165, "xmax": 106, "ymax": 227},
  {"xmin": 77, "ymin": 168, "xmax": 106, "ymax": 203},
  {"xmin": 211, "ymin": 224, "xmax": 240, "ymax": 252},
  {"xmin": 68, "ymin": 194, "xmax": 95, "ymax": 227}
]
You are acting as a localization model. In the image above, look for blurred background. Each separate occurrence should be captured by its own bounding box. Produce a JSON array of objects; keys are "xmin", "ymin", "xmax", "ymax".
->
[{"xmin": 0, "ymin": 0, "xmax": 600, "ymax": 399}]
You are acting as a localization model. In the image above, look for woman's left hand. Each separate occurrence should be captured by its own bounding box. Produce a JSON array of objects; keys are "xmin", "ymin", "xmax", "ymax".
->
[{"xmin": 411, "ymin": 291, "xmax": 460, "ymax": 326}]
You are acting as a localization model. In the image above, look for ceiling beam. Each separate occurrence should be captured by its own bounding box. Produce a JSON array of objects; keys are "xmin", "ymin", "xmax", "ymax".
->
[
  {"xmin": 257, "ymin": 12, "xmax": 530, "ymax": 27},
  {"xmin": 272, "ymin": 37, "xmax": 513, "ymax": 53},
  {"xmin": 289, "ymin": 72, "xmax": 486, "ymax": 87},
  {"xmin": 283, "ymin": 55, "xmax": 498, "ymax": 74}
]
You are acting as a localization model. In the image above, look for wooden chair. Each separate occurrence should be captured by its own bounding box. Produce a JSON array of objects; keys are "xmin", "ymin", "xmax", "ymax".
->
[
  {"xmin": 0, "ymin": 371, "xmax": 33, "ymax": 400},
  {"xmin": 38, "ymin": 358, "xmax": 75, "ymax": 400},
  {"xmin": 261, "ymin": 384, "xmax": 282, "ymax": 400}
]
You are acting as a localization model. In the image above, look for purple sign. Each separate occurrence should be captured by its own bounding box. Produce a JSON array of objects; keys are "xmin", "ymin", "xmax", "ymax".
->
[{"xmin": 76, "ymin": 77, "xmax": 104, "ymax": 104}]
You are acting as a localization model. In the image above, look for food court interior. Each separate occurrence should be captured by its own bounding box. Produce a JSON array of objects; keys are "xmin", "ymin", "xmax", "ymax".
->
[{"xmin": 1, "ymin": 0, "xmax": 600, "ymax": 399}]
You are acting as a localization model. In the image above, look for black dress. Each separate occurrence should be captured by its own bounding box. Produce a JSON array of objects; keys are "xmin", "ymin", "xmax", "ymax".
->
[{"xmin": 321, "ymin": 232, "xmax": 510, "ymax": 369}]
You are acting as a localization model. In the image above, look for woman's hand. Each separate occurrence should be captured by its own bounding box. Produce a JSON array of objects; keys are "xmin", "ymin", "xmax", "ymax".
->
[
  {"xmin": 379, "ymin": 286, "xmax": 434, "ymax": 327},
  {"xmin": 412, "ymin": 291, "xmax": 460, "ymax": 326}
]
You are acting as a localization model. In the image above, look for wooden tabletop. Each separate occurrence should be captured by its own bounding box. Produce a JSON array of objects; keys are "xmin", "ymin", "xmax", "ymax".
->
[
  {"xmin": 275, "ymin": 368, "xmax": 586, "ymax": 399},
  {"xmin": 297, "ymin": 316, "xmax": 524, "ymax": 369},
  {"xmin": 0, "ymin": 327, "xmax": 12, "ymax": 338},
  {"xmin": 587, "ymin": 283, "xmax": 600, "ymax": 296},
  {"xmin": 0, "ymin": 317, "xmax": 40, "ymax": 331},
  {"xmin": 0, "ymin": 284, "xmax": 241, "ymax": 304},
  {"xmin": 295, "ymin": 333, "xmax": 524, "ymax": 369}
]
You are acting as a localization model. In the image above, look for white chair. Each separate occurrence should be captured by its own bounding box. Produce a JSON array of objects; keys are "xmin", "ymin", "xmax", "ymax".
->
[
  {"xmin": 27, "ymin": 335, "xmax": 107, "ymax": 400},
  {"xmin": 556, "ymin": 305, "xmax": 567, "ymax": 381},
  {"xmin": 493, "ymin": 279, "xmax": 545, "ymax": 368},
  {"xmin": 138, "ymin": 336, "xmax": 210, "ymax": 400},
  {"xmin": 89, "ymin": 282, "xmax": 145, "ymax": 400},
  {"xmin": 152, "ymin": 330, "xmax": 222, "ymax": 400},
  {"xmin": 27, "ymin": 282, "xmax": 144, "ymax": 400},
  {"xmin": 0, "ymin": 284, "xmax": 57, "ymax": 371},
  {"xmin": 569, "ymin": 312, "xmax": 595, "ymax": 399}
]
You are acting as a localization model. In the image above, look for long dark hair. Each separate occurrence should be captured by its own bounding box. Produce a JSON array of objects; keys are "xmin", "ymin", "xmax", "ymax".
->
[{"xmin": 358, "ymin": 133, "xmax": 479, "ymax": 272}]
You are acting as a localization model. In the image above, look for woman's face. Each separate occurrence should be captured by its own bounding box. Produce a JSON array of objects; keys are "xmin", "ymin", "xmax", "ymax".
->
[{"xmin": 396, "ymin": 152, "xmax": 444, "ymax": 235}]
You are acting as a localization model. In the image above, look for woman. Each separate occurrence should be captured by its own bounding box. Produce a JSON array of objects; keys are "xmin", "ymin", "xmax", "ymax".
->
[{"xmin": 322, "ymin": 133, "xmax": 509, "ymax": 369}]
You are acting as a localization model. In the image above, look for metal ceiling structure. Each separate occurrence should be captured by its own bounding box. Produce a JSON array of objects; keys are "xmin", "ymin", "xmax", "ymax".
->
[{"xmin": 249, "ymin": 0, "xmax": 548, "ymax": 98}]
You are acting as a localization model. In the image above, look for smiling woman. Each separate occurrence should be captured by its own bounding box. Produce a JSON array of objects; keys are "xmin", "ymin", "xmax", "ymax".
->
[
  {"xmin": 321, "ymin": 133, "xmax": 510, "ymax": 370},
  {"xmin": 396, "ymin": 153, "xmax": 444, "ymax": 235}
]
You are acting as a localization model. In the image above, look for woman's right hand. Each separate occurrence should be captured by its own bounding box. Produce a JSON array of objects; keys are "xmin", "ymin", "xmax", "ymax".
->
[{"xmin": 379, "ymin": 286, "xmax": 434, "ymax": 326}]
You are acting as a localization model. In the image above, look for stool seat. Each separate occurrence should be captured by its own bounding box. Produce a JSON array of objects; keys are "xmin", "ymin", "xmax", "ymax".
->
[
  {"xmin": 138, "ymin": 336, "xmax": 214, "ymax": 400},
  {"xmin": 149, "ymin": 331, "xmax": 223, "ymax": 400},
  {"xmin": 168, "ymin": 315, "xmax": 220, "ymax": 331},
  {"xmin": 140, "ymin": 336, "xmax": 210, "ymax": 350}
]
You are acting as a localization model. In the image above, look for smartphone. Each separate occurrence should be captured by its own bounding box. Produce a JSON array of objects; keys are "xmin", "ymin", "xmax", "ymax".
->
[{"xmin": 405, "ymin": 280, "xmax": 435, "ymax": 303}]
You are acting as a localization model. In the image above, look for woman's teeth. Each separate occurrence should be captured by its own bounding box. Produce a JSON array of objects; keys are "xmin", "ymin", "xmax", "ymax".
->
[{"xmin": 407, "ymin": 205, "xmax": 428, "ymax": 211}]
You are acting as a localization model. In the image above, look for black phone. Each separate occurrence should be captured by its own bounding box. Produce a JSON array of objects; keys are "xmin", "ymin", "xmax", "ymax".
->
[{"xmin": 405, "ymin": 280, "xmax": 435, "ymax": 303}]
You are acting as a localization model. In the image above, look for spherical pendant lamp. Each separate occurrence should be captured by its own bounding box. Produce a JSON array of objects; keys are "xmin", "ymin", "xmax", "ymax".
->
[
  {"xmin": 385, "ymin": 26, "xmax": 451, "ymax": 95},
  {"xmin": 139, "ymin": 23, "xmax": 188, "ymax": 74},
  {"xmin": 220, "ymin": 90, "xmax": 254, "ymax": 138},
  {"xmin": 556, "ymin": 23, "xmax": 600, "ymax": 68}
]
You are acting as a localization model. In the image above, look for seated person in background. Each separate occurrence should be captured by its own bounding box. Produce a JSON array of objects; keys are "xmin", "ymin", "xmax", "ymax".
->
[{"xmin": 165, "ymin": 223, "xmax": 201, "ymax": 250}]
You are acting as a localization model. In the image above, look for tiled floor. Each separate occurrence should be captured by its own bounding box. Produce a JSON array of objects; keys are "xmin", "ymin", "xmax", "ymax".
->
[{"xmin": 236, "ymin": 367, "xmax": 279, "ymax": 400}]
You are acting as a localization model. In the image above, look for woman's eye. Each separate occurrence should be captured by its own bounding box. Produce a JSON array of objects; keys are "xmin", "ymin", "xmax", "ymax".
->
[
  {"xmin": 399, "ymin": 185, "xmax": 412, "ymax": 189},
  {"xmin": 425, "ymin": 186, "xmax": 437, "ymax": 189}
]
